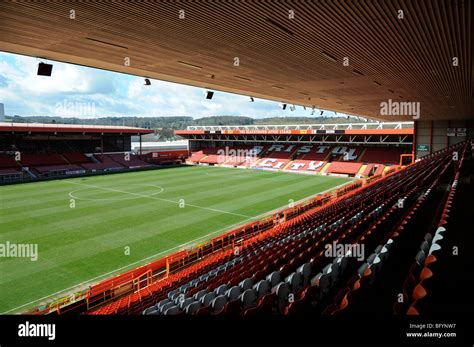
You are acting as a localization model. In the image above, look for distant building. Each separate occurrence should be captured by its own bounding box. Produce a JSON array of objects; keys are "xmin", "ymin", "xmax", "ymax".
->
[
  {"xmin": 131, "ymin": 140, "xmax": 188, "ymax": 154},
  {"xmin": 0, "ymin": 103, "xmax": 4, "ymax": 122}
]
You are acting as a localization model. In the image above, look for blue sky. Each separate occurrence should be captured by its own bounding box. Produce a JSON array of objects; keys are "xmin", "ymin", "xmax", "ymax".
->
[{"xmin": 0, "ymin": 51, "xmax": 342, "ymax": 119}]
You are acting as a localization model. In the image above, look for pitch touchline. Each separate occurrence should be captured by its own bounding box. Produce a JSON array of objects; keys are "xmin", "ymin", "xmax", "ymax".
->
[{"xmin": 65, "ymin": 180, "xmax": 251, "ymax": 218}]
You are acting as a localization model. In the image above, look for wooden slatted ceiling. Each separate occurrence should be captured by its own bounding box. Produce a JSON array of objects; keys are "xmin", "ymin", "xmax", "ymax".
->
[{"xmin": 0, "ymin": 0, "xmax": 471, "ymax": 121}]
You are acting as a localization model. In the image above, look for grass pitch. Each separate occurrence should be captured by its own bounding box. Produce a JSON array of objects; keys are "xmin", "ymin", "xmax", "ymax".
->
[{"xmin": 0, "ymin": 166, "xmax": 351, "ymax": 313}]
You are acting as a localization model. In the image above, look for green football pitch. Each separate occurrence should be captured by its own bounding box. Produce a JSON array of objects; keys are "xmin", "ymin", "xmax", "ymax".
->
[{"xmin": 0, "ymin": 165, "xmax": 351, "ymax": 313}]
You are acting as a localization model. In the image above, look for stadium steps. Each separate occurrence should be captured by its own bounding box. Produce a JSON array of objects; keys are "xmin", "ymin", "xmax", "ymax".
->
[
  {"xmin": 287, "ymin": 145, "xmax": 302, "ymax": 160},
  {"xmin": 357, "ymin": 148, "xmax": 367, "ymax": 162},
  {"xmin": 61, "ymin": 154, "xmax": 72, "ymax": 165},
  {"xmin": 88, "ymin": 154, "xmax": 101, "ymax": 163},
  {"xmin": 251, "ymin": 157, "xmax": 266, "ymax": 167},
  {"xmin": 198, "ymin": 155, "xmax": 209, "ymax": 163},
  {"xmin": 281, "ymin": 161, "xmax": 294, "ymax": 171},
  {"xmin": 323, "ymin": 150, "xmax": 333, "ymax": 161},
  {"xmin": 258, "ymin": 147, "xmax": 271, "ymax": 158},
  {"xmin": 373, "ymin": 165, "xmax": 385, "ymax": 176},
  {"xmin": 320, "ymin": 162, "xmax": 332, "ymax": 174},
  {"xmin": 357, "ymin": 164, "xmax": 367, "ymax": 176},
  {"xmin": 362, "ymin": 164, "xmax": 375, "ymax": 176},
  {"xmin": 222, "ymin": 156, "xmax": 235, "ymax": 165},
  {"xmin": 24, "ymin": 167, "xmax": 37, "ymax": 178}
]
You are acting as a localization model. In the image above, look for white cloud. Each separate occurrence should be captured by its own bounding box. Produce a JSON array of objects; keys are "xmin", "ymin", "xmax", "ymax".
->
[{"xmin": 0, "ymin": 51, "xmax": 342, "ymax": 119}]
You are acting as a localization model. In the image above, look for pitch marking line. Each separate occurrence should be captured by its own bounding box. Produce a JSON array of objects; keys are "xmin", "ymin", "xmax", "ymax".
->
[
  {"xmin": 69, "ymin": 184, "xmax": 164, "ymax": 201},
  {"xmin": 65, "ymin": 180, "xmax": 251, "ymax": 218}
]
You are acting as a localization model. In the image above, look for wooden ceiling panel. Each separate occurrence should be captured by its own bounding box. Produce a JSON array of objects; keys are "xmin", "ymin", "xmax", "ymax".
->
[{"xmin": 0, "ymin": 0, "xmax": 471, "ymax": 121}]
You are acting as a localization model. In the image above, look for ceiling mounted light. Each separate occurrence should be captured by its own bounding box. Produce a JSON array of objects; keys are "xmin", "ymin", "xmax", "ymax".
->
[
  {"xmin": 85, "ymin": 37, "xmax": 128, "ymax": 50},
  {"xmin": 250, "ymin": 97, "xmax": 254, "ymax": 102},
  {"xmin": 177, "ymin": 61, "xmax": 203, "ymax": 70},
  {"xmin": 352, "ymin": 69, "xmax": 364, "ymax": 76},
  {"xmin": 206, "ymin": 91, "xmax": 214, "ymax": 100},
  {"xmin": 320, "ymin": 111, "xmax": 324, "ymax": 116},
  {"xmin": 144, "ymin": 78, "xmax": 151, "ymax": 86},
  {"xmin": 321, "ymin": 51, "xmax": 337, "ymax": 63},
  {"xmin": 282, "ymin": 103, "xmax": 287, "ymax": 110},
  {"xmin": 266, "ymin": 18, "xmax": 294, "ymax": 36},
  {"xmin": 235, "ymin": 75, "xmax": 252, "ymax": 81}
]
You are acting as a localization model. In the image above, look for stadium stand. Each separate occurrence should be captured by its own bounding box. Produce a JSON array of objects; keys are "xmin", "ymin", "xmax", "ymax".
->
[
  {"xmin": 0, "ymin": 123, "xmax": 155, "ymax": 182},
  {"xmin": 360, "ymin": 147, "xmax": 406, "ymax": 165},
  {"xmin": 20, "ymin": 153, "xmax": 68, "ymax": 167},
  {"xmin": 253, "ymin": 144, "xmax": 297, "ymax": 170},
  {"xmin": 90, "ymin": 140, "xmax": 469, "ymax": 315},
  {"xmin": 192, "ymin": 145, "xmax": 263, "ymax": 166},
  {"xmin": 326, "ymin": 162, "xmax": 363, "ymax": 176},
  {"xmin": 0, "ymin": 151, "xmax": 152, "ymax": 179},
  {"xmin": 189, "ymin": 150, "xmax": 207, "ymax": 163},
  {"xmin": 63, "ymin": 152, "xmax": 92, "ymax": 164},
  {"xmin": 188, "ymin": 143, "xmax": 407, "ymax": 177},
  {"xmin": 0, "ymin": 153, "xmax": 23, "ymax": 182},
  {"xmin": 101, "ymin": 153, "xmax": 150, "ymax": 169},
  {"xmin": 0, "ymin": 153, "xmax": 19, "ymax": 168}
]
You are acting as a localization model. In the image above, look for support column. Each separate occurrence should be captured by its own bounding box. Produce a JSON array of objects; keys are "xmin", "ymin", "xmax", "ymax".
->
[
  {"xmin": 447, "ymin": 120, "xmax": 450, "ymax": 148},
  {"xmin": 430, "ymin": 120, "xmax": 433, "ymax": 154},
  {"xmin": 139, "ymin": 134, "xmax": 142, "ymax": 158},
  {"xmin": 100, "ymin": 134, "xmax": 104, "ymax": 158},
  {"xmin": 412, "ymin": 120, "xmax": 417, "ymax": 161}
]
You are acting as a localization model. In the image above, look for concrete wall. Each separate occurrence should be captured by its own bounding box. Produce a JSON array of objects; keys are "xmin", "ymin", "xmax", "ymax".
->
[{"xmin": 415, "ymin": 119, "xmax": 473, "ymax": 159}]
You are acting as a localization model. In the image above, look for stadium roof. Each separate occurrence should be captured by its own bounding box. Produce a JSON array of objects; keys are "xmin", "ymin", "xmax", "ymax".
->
[
  {"xmin": 0, "ymin": 1, "xmax": 471, "ymax": 122},
  {"xmin": 176, "ymin": 121, "xmax": 414, "ymax": 136},
  {"xmin": 131, "ymin": 140, "xmax": 189, "ymax": 151},
  {"xmin": 0, "ymin": 122, "xmax": 154, "ymax": 135}
]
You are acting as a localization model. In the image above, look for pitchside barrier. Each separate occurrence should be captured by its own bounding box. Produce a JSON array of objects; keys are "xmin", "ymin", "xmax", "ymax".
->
[{"xmin": 32, "ymin": 148, "xmax": 457, "ymax": 314}]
